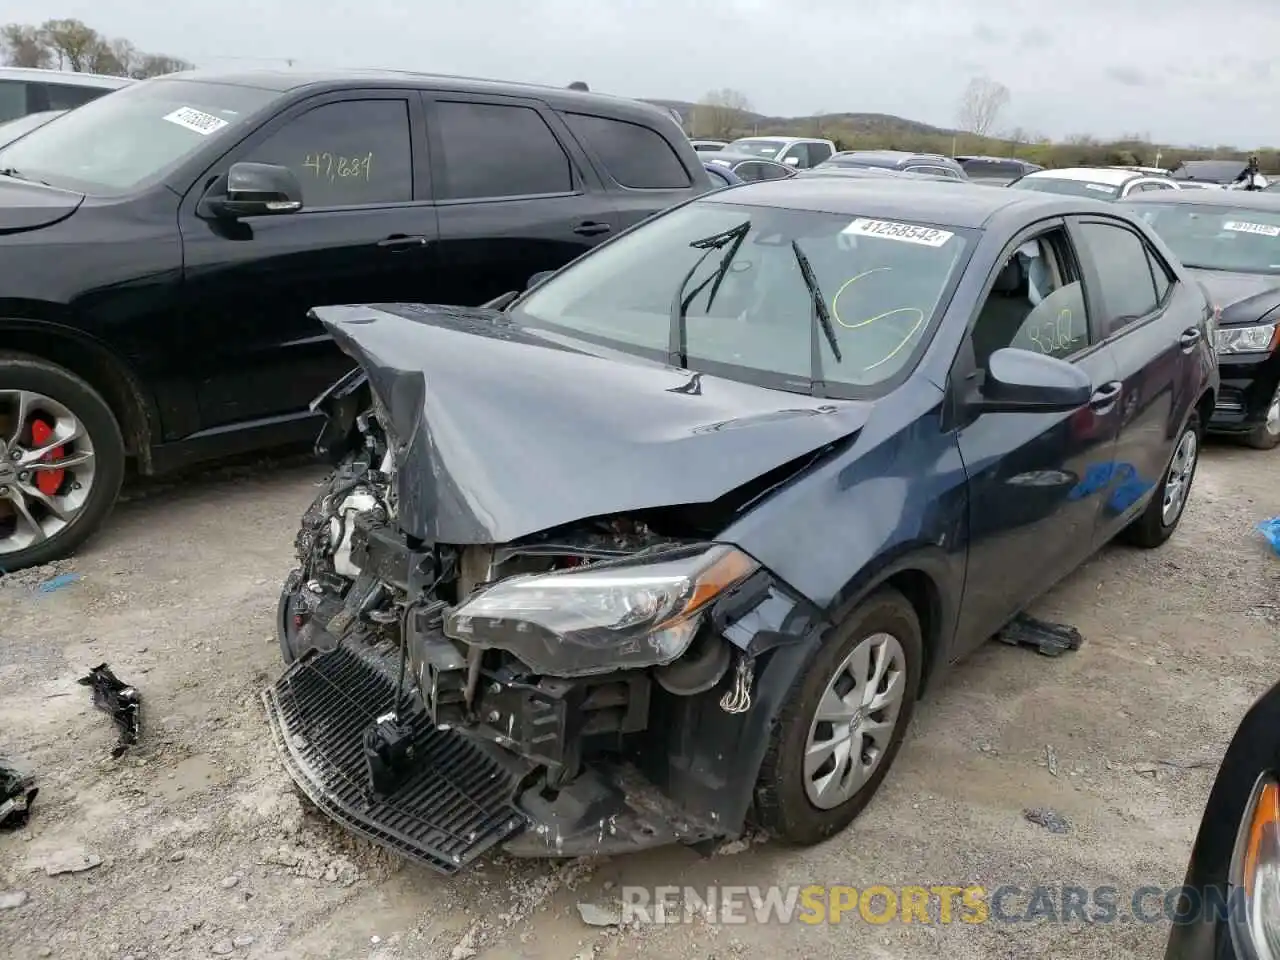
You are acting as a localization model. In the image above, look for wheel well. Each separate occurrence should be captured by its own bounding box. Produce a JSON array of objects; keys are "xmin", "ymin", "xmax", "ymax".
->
[
  {"xmin": 882, "ymin": 568, "xmax": 942, "ymax": 698},
  {"xmin": 1196, "ymin": 387, "xmax": 1216, "ymax": 427},
  {"xmin": 0, "ymin": 326, "xmax": 154, "ymax": 469}
]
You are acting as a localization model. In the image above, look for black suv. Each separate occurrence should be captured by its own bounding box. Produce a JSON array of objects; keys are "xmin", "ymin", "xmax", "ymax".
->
[{"xmin": 0, "ymin": 69, "xmax": 710, "ymax": 570}]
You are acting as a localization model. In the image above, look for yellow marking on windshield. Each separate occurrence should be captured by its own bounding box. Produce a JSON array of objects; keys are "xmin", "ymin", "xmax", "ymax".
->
[{"xmin": 830, "ymin": 266, "xmax": 926, "ymax": 371}]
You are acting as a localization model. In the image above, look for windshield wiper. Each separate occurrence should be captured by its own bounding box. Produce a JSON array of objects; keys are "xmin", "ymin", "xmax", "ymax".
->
[
  {"xmin": 0, "ymin": 168, "xmax": 50, "ymax": 186},
  {"xmin": 668, "ymin": 220, "xmax": 751, "ymax": 365},
  {"xmin": 790, "ymin": 240, "xmax": 842, "ymax": 376}
]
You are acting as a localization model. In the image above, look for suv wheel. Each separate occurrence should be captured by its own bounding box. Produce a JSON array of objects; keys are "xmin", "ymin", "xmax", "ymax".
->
[
  {"xmin": 753, "ymin": 586, "xmax": 922, "ymax": 845},
  {"xmin": 0, "ymin": 353, "xmax": 125, "ymax": 572},
  {"xmin": 1245, "ymin": 382, "xmax": 1280, "ymax": 450}
]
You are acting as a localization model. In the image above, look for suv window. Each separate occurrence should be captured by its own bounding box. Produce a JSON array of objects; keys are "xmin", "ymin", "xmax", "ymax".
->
[
  {"xmin": 971, "ymin": 231, "xmax": 1090, "ymax": 366},
  {"xmin": 561, "ymin": 112, "xmax": 691, "ymax": 190},
  {"xmin": 1077, "ymin": 221, "xmax": 1160, "ymax": 335},
  {"xmin": 907, "ymin": 165, "xmax": 955, "ymax": 179},
  {"xmin": 40, "ymin": 83, "xmax": 108, "ymax": 111},
  {"xmin": 243, "ymin": 98, "xmax": 413, "ymax": 207},
  {"xmin": 0, "ymin": 80, "xmax": 26, "ymax": 122},
  {"xmin": 808, "ymin": 141, "xmax": 833, "ymax": 163},
  {"xmin": 435, "ymin": 101, "xmax": 572, "ymax": 200}
]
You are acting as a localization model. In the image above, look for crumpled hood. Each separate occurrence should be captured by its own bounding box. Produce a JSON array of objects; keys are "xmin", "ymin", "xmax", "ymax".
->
[
  {"xmin": 1187, "ymin": 267, "xmax": 1280, "ymax": 325},
  {"xmin": 313, "ymin": 303, "xmax": 873, "ymax": 545},
  {"xmin": 0, "ymin": 174, "xmax": 83, "ymax": 235}
]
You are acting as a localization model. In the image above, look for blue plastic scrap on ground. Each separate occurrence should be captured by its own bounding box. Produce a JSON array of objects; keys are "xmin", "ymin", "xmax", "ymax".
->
[
  {"xmin": 36, "ymin": 573, "xmax": 81, "ymax": 593},
  {"xmin": 1259, "ymin": 518, "xmax": 1280, "ymax": 557}
]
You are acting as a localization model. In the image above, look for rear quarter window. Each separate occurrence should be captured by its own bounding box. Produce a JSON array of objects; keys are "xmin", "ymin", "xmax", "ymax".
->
[{"xmin": 561, "ymin": 112, "xmax": 691, "ymax": 190}]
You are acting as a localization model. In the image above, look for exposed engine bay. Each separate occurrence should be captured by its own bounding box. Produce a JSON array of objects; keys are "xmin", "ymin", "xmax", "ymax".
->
[{"xmin": 265, "ymin": 379, "xmax": 812, "ymax": 873}]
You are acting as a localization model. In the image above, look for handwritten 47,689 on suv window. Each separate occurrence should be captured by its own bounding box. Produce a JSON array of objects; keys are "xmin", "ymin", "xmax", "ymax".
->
[{"xmin": 303, "ymin": 152, "xmax": 374, "ymax": 183}]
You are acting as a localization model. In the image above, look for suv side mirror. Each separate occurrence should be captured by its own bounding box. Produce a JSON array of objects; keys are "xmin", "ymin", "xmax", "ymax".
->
[
  {"xmin": 202, "ymin": 162, "xmax": 303, "ymax": 220},
  {"xmin": 784, "ymin": 155, "xmax": 800, "ymax": 166},
  {"xmin": 972, "ymin": 348, "xmax": 1093, "ymax": 413}
]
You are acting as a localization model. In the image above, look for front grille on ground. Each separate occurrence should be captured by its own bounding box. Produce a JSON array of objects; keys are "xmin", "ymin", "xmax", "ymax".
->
[{"xmin": 263, "ymin": 643, "xmax": 527, "ymax": 874}]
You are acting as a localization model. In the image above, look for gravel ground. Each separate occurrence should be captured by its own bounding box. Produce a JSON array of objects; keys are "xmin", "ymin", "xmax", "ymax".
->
[{"xmin": 1, "ymin": 442, "xmax": 1277, "ymax": 960}]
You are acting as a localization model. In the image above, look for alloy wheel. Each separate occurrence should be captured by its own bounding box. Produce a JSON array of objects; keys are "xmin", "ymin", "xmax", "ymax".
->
[
  {"xmin": 803, "ymin": 631, "xmax": 907, "ymax": 810},
  {"xmin": 1161, "ymin": 428, "xmax": 1198, "ymax": 526},
  {"xmin": 1266, "ymin": 383, "xmax": 1280, "ymax": 438},
  {"xmin": 0, "ymin": 389, "xmax": 97, "ymax": 557}
]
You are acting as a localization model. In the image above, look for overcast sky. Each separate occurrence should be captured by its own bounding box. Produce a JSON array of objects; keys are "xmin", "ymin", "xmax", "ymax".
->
[{"xmin": 9, "ymin": 0, "xmax": 1279, "ymax": 147}]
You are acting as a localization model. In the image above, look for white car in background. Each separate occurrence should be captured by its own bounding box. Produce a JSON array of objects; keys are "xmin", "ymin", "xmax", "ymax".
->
[
  {"xmin": 1008, "ymin": 166, "xmax": 1181, "ymax": 200},
  {"xmin": 721, "ymin": 135, "xmax": 836, "ymax": 169}
]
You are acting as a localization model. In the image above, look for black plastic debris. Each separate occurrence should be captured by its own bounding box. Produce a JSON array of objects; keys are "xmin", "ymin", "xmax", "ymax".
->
[
  {"xmin": 78, "ymin": 664, "xmax": 140, "ymax": 757},
  {"xmin": 997, "ymin": 613, "xmax": 1084, "ymax": 657},
  {"xmin": 0, "ymin": 758, "xmax": 37, "ymax": 829},
  {"xmin": 1024, "ymin": 807, "xmax": 1071, "ymax": 834}
]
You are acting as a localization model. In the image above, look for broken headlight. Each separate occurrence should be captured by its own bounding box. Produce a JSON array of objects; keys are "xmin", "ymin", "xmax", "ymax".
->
[{"xmin": 444, "ymin": 544, "xmax": 759, "ymax": 678}]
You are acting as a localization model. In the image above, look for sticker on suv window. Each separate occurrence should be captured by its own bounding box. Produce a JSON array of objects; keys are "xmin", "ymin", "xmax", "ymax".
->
[
  {"xmin": 162, "ymin": 107, "xmax": 230, "ymax": 136},
  {"xmin": 1085, "ymin": 183, "xmax": 1113, "ymax": 193},
  {"xmin": 1223, "ymin": 220, "xmax": 1280, "ymax": 237},
  {"xmin": 843, "ymin": 218, "xmax": 954, "ymax": 246}
]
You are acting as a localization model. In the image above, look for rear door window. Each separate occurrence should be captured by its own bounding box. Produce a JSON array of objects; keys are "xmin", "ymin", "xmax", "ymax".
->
[
  {"xmin": 0, "ymin": 80, "xmax": 27, "ymax": 122},
  {"xmin": 40, "ymin": 83, "xmax": 109, "ymax": 111},
  {"xmin": 561, "ymin": 112, "xmax": 691, "ymax": 189},
  {"xmin": 434, "ymin": 100, "xmax": 573, "ymax": 200},
  {"xmin": 1076, "ymin": 220, "xmax": 1161, "ymax": 336}
]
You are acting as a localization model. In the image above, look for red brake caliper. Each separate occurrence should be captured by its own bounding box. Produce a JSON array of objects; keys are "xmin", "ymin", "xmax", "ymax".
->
[{"xmin": 29, "ymin": 419, "xmax": 65, "ymax": 497}]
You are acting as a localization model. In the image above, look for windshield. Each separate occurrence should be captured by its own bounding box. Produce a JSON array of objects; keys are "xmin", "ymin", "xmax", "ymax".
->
[
  {"xmin": 510, "ymin": 200, "xmax": 972, "ymax": 395},
  {"xmin": 1012, "ymin": 176, "xmax": 1120, "ymax": 200},
  {"xmin": 1131, "ymin": 202, "xmax": 1280, "ymax": 274},
  {"xmin": 0, "ymin": 78, "xmax": 278, "ymax": 195},
  {"xmin": 725, "ymin": 139, "xmax": 786, "ymax": 159}
]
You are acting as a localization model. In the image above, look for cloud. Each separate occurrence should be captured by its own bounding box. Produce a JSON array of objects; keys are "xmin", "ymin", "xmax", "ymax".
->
[{"xmin": 1105, "ymin": 66, "xmax": 1150, "ymax": 87}]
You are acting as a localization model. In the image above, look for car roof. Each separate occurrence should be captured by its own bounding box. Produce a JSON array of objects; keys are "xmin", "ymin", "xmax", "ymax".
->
[
  {"xmin": 729, "ymin": 135, "xmax": 818, "ymax": 144},
  {"xmin": 699, "ymin": 175, "xmax": 1101, "ymax": 229},
  {"xmin": 1122, "ymin": 189, "xmax": 1280, "ymax": 210},
  {"xmin": 707, "ymin": 151, "xmax": 792, "ymax": 164},
  {"xmin": 0, "ymin": 66, "xmax": 132, "ymax": 89},
  {"xmin": 801, "ymin": 166, "xmax": 959, "ymax": 184},
  {"xmin": 1021, "ymin": 167, "xmax": 1151, "ymax": 185},
  {"xmin": 149, "ymin": 68, "xmax": 674, "ymax": 122}
]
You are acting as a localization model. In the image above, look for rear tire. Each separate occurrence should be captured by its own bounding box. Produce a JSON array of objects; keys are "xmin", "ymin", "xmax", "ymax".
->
[
  {"xmin": 1122, "ymin": 411, "xmax": 1200, "ymax": 548},
  {"xmin": 753, "ymin": 587, "xmax": 923, "ymax": 846},
  {"xmin": 1244, "ymin": 382, "xmax": 1280, "ymax": 450},
  {"xmin": 0, "ymin": 353, "xmax": 125, "ymax": 572}
]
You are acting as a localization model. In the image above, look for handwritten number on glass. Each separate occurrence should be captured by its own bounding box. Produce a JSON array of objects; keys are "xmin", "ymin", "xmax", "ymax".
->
[
  {"xmin": 1026, "ymin": 309, "xmax": 1076, "ymax": 357},
  {"xmin": 302, "ymin": 152, "xmax": 374, "ymax": 183}
]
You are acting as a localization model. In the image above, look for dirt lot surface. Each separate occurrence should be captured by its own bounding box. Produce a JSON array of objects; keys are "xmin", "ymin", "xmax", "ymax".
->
[{"xmin": 2, "ymin": 443, "xmax": 1278, "ymax": 960}]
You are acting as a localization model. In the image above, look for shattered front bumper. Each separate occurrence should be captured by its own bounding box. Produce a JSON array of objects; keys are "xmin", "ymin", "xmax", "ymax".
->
[{"xmin": 263, "ymin": 643, "xmax": 719, "ymax": 874}]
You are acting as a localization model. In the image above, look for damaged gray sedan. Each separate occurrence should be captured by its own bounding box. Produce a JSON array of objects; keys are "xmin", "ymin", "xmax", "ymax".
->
[{"xmin": 266, "ymin": 178, "xmax": 1214, "ymax": 873}]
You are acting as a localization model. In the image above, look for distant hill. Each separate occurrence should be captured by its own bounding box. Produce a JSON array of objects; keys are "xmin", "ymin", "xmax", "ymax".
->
[{"xmin": 642, "ymin": 99, "xmax": 961, "ymax": 140}]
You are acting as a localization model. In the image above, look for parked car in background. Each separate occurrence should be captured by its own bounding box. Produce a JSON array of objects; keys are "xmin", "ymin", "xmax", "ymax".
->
[
  {"xmin": 1165, "ymin": 675, "xmax": 1280, "ymax": 960},
  {"xmin": 1171, "ymin": 159, "xmax": 1267, "ymax": 189},
  {"xmin": 690, "ymin": 139, "xmax": 727, "ymax": 153},
  {"xmin": 0, "ymin": 68, "xmax": 710, "ymax": 571},
  {"xmin": 815, "ymin": 150, "xmax": 968, "ymax": 180},
  {"xmin": 0, "ymin": 109, "xmax": 63, "ymax": 150},
  {"xmin": 799, "ymin": 165, "xmax": 965, "ymax": 185},
  {"xmin": 267, "ymin": 176, "xmax": 1215, "ymax": 875},
  {"xmin": 703, "ymin": 161, "xmax": 742, "ymax": 188},
  {"xmin": 955, "ymin": 155, "xmax": 1043, "ymax": 184},
  {"xmin": 721, "ymin": 135, "xmax": 835, "ymax": 169},
  {"xmin": 1010, "ymin": 167, "xmax": 1180, "ymax": 200},
  {"xmin": 704, "ymin": 150, "xmax": 797, "ymax": 182},
  {"xmin": 0, "ymin": 67, "xmax": 131, "ymax": 122},
  {"xmin": 1125, "ymin": 190, "xmax": 1280, "ymax": 448}
]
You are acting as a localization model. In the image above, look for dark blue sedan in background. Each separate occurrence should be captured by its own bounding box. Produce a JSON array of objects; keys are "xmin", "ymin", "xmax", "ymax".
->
[{"xmin": 267, "ymin": 177, "xmax": 1218, "ymax": 873}]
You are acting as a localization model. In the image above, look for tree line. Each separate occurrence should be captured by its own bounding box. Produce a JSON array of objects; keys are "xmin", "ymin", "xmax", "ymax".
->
[
  {"xmin": 1, "ymin": 19, "xmax": 190, "ymax": 78},
  {"xmin": 690, "ymin": 77, "xmax": 1278, "ymax": 173}
]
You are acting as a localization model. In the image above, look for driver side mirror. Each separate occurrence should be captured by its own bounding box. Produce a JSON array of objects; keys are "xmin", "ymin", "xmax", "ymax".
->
[
  {"xmin": 784, "ymin": 156, "xmax": 800, "ymax": 166},
  {"xmin": 200, "ymin": 162, "xmax": 303, "ymax": 220},
  {"xmin": 971, "ymin": 348, "xmax": 1093, "ymax": 414}
]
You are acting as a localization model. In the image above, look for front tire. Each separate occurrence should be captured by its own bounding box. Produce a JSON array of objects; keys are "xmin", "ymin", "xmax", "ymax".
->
[
  {"xmin": 1244, "ymin": 382, "xmax": 1280, "ymax": 450},
  {"xmin": 1122, "ymin": 410, "xmax": 1201, "ymax": 548},
  {"xmin": 753, "ymin": 586, "xmax": 923, "ymax": 846},
  {"xmin": 0, "ymin": 353, "xmax": 125, "ymax": 572}
]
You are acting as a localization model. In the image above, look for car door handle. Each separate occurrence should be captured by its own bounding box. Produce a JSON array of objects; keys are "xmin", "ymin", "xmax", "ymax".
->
[
  {"xmin": 377, "ymin": 235, "xmax": 428, "ymax": 250},
  {"xmin": 573, "ymin": 221, "xmax": 612, "ymax": 237},
  {"xmin": 1179, "ymin": 328, "xmax": 1202, "ymax": 350},
  {"xmin": 1089, "ymin": 382, "xmax": 1122, "ymax": 410}
]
